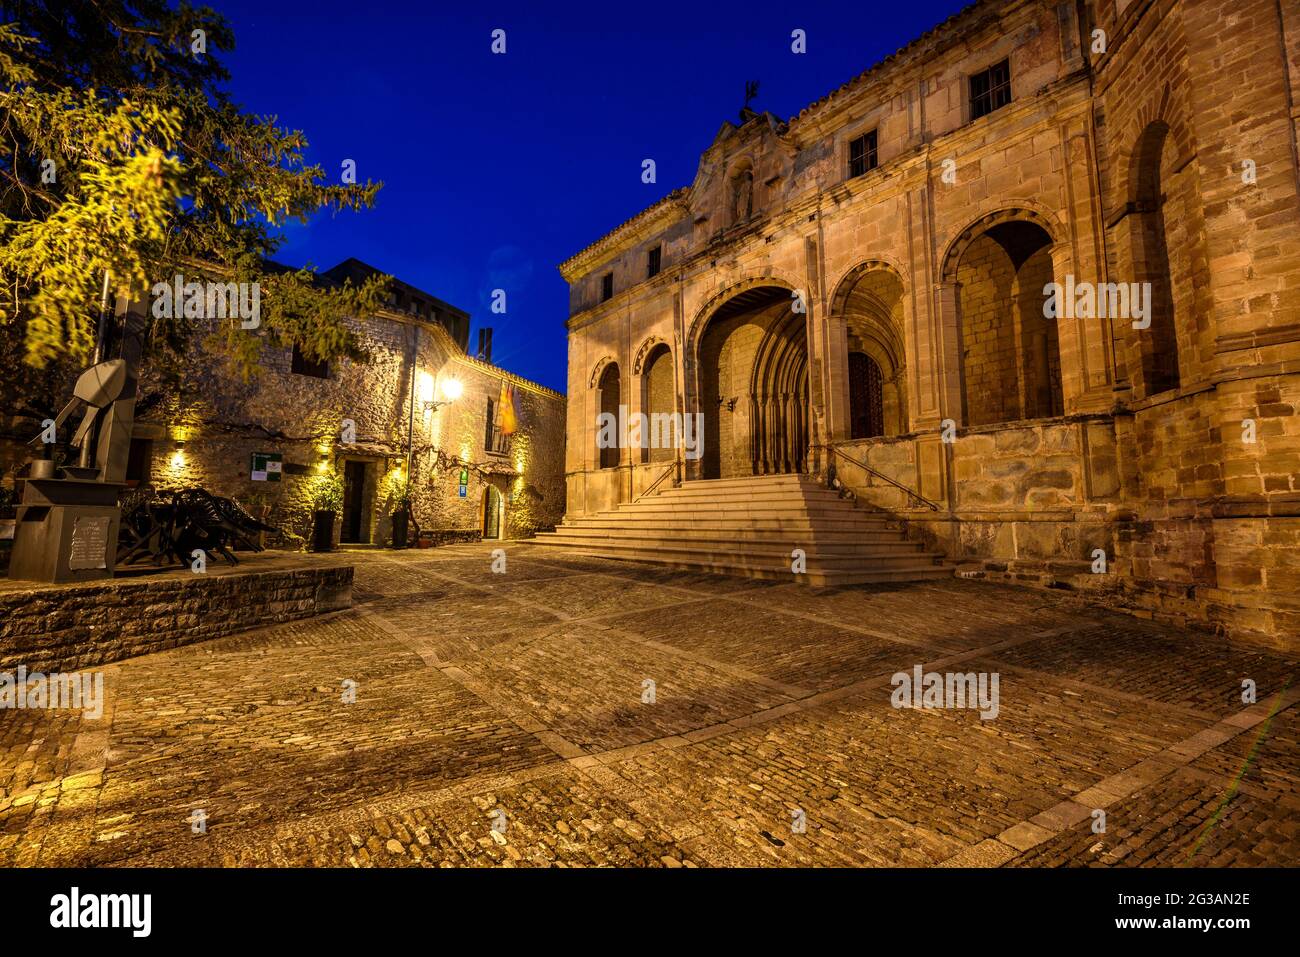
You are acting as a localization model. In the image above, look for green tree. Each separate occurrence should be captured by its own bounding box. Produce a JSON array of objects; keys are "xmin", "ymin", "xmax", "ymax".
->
[{"xmin": 0, "ymin": 2, "xmax": 388, "ymax": 424}]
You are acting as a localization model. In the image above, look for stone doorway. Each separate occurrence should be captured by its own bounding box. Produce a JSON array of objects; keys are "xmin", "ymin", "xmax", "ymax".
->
[
  {"xmin": 848, "ymin": 351, "xmax": 885, "ymax": 439},
  {"xmin": 340, "ymin": 459, "xmax": 369, "ymax": 544},
  {"xmin": 481, "ymin": 484, "xmax": 502, "ymax": 540}
]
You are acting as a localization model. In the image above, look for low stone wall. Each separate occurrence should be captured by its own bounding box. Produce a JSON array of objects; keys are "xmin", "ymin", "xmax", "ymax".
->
[
  {"xmin": 0, "ymin": 562, "xmax": 353, "ymax": 673},
  {"xmin": 834, "ymin": 418, "xmax": 1299, "ymax": 650}
]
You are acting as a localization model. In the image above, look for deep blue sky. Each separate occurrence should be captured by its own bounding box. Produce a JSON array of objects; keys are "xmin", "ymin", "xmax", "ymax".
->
[{"xmin": 215, "ymin": 0, "xmax": 970, "ymax": 392}]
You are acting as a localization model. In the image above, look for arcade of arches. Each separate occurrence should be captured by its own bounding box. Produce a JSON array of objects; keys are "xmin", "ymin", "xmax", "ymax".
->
[{"xmin": 647, "ymin": 221, "xmax": 1071, "ymax": 484}]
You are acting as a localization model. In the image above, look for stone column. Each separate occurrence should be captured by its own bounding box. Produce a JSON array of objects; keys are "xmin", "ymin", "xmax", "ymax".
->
[
  {"xmin": 933, "ymin": 280, "xmax": 964, "ymax": 426},
  {"xmin": 824, "ymin": 312, "xmax": 851, "ymax": 443},
  {"xmin": 1059, "ymin": 124, "xmax": 1116, "ymax": 414},
  {"xmin": 1050, "ymin": 240, "xmax": 1107, "ymax": 415}
]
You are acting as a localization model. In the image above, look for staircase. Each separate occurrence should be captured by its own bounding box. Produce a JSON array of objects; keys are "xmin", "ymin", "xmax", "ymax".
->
[{"xmin": 533, "ymin": 473, "xmax": 951, "ymax": 585}]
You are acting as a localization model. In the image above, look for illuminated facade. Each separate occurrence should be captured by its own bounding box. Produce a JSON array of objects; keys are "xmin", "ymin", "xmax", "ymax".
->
[{"xmin": 128, "ymin": 262, "xmax": 566, "ymax": 547}]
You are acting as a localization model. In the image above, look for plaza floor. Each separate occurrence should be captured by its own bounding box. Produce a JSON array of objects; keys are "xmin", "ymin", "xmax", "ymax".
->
[{"xmin": 2, "ymin": 544, "xmax": 1296, "ymax": 867}]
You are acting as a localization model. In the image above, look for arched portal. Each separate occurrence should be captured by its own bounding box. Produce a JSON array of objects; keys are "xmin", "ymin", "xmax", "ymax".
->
[
  {"xmin": 696, "ymin": 284, "xmax": 808, "ymax": 479},
  {"xmin": 831, "ymin": 263, "xmax": 908, "ymax": 437}
]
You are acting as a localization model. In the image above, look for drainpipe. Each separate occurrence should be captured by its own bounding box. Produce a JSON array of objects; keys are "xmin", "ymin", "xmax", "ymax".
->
[{"xmin": 404, "ymin": 325, "xmax": 418, "ymax": 535}]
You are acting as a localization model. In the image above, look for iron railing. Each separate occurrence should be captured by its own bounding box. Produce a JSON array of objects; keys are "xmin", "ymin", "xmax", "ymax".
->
[
  {"xmin": 822, "ymin": 443, "xmax": 942, "ymax": 512},
  {"xmin": 635, "ymin": 459, "xmax": 680, "ymax": 501},
  {"xmin": 486, "ymin": 425, "xmax": 512, "ymax": 456}
]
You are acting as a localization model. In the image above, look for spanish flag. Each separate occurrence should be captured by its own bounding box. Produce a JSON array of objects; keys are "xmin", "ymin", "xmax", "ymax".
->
[{"xmin": 498, "ymin": 381, "xmax": 520, "ymax": 435}]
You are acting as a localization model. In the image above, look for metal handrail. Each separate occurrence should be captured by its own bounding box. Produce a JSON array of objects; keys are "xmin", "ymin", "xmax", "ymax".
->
[
  {"xmin": 635, "ymin": 460, "xmax": 679, "ymax": 501},
  {"xmin": 822, "ymin": 443, "xmax": 942, "ymax": 512}
]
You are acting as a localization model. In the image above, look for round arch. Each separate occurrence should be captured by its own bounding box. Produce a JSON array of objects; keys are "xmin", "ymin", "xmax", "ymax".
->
[
  {"xmin": 828, "ymin": 261, "xmax": 908, "ymax": 370},
  {"xmin": 828, "ymin": 258, "xmax": 908, "ymax": 314},
  {"xmin": 829, "ymin": 261, "xmax": 909, "ymax": 438},
  {"xmin": 1119, "ymin": 83, "xmax": 1194, "ymax": 207},
  {"xmin": 939, "ymin": 206, "xmax": 1062, "ymax": 283},
  {"xmin": 685, "ymin": 274, "xmax": 801, "ymax": 362},
  {"xmin": 690, "ymin": 279, "xmax": 808, "ymax": 478},
  {"xmin": 638, "ymin": 341, "xmax": 676, "ymax": 464},
  {"xmin": 587, "ymin": 355, "xmax": 618, "ymax": 390},
  {"xmin": 633, "ymin": 335, "xmax": 670, "ymax": 375}
]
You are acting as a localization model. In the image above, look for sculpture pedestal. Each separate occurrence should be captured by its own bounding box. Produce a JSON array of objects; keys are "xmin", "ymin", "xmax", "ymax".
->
[{"xmin": 9, "ymin": 477, "xmax": 123, "ymax": 584}]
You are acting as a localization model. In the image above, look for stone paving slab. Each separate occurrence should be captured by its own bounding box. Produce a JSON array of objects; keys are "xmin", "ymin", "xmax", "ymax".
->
[{"xmin": 1, "ymin": 544, "xmax": 1296, "ymax": 867}]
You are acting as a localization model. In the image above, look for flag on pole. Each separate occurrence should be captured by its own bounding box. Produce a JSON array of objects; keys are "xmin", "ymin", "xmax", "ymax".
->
[{"xmin": 498, "ymin": 381, "xmax": 519, "ymax": 435}]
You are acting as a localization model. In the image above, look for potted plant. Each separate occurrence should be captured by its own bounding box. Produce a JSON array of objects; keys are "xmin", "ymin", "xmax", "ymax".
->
[{"xmin": 311, "ymin": 471, "xmax": 344, "ymax": 552}]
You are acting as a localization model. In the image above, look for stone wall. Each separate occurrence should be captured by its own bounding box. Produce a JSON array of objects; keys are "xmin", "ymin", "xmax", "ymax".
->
[
  {"xmin": 130, "ymin": 310, "xmax": 566, "ymax": 547},
  {"xmin": 0, "ymin": 562, "xmax": 353, "ymax": 673}
]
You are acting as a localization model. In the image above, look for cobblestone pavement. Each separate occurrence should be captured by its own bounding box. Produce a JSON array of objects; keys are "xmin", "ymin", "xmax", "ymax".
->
[{"xmin": 2, "ymin": 544, "xmax": 1296, "ymax": 867}]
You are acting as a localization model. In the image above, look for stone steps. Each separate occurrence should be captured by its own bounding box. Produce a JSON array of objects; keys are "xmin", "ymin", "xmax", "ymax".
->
[
  {"xmin": 534, "ymin": 473, "xmax": 951, "ymax": 586},
  {"xmin": 551, "ymin": 521, "xmax": 907, "ymax": 543}
]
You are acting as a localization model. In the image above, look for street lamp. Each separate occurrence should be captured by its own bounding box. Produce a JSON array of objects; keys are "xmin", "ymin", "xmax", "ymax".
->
[{"xmin": 424, "ymin": 376, "xmax": 462, "ymax": 410}]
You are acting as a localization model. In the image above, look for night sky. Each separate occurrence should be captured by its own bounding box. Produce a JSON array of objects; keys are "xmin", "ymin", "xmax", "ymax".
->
[{"xmin": 215, "ymin": 0, "xmax": 971, "ymax": 392}]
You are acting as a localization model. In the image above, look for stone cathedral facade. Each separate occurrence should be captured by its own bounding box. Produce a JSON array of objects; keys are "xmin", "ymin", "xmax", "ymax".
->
[{"xmin": 559, "ymin": 0, "xmax": 1300, "ymax": 647}]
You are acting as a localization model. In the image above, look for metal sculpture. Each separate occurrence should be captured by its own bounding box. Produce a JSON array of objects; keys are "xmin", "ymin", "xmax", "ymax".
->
[
  {"xmin": 9, "ymin": 360, "xmax": 138, "ymax": 583},
  {"xmin": 117, "ymin": 488, "xmax": 278, "ymax": 568}
]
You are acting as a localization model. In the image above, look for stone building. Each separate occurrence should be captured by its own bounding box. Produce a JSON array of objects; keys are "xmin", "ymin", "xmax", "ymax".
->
[
  {"xmin": 125, "ymin": 260, "xmax": 565, "ymax": 548},
  {"xmin": 556, "ymin": 0, "xmax": 1300, "ymax": 647}
]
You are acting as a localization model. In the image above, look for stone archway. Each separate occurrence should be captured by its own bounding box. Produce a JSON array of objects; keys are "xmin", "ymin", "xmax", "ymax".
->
[
  {"xmin": 941, "ymin": 212, "xmax": 1062, "ymax": 426},
  {"xmin": 829, "ymin": 262, "xmax": 909, "ymax": 438},
  {"xmin": 695, "ymin": 284, "xmax": 807, "ymax": 479}
]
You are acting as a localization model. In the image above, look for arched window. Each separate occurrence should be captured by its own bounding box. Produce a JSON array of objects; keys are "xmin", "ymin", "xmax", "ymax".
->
[{"xmin": 598, "ymin": 362, "xmax": 621, "ymax": 469}]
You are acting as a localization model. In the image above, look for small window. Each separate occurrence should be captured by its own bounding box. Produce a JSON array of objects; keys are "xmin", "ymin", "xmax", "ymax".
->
[
  {"xmin": 647, "ymin": 245, "xmax": 662, "ymax": 279},
  {"xmin": 484, "ymin": 398, "xmax": 509, "ymax": 454},
  {"xmin": 601, "ymin": 272, "xmax": 614, "ymax": 302},
  {"xmin": 970, "ymin": 59, "xmax": 1011, "ymax": 120},
  {"xmin": 848, "ymin": 130, "xmax": 878, "ymax": 178},
  {"xmin": 291, "ymin": 343, "xmax": 329, "ymax": 378}
]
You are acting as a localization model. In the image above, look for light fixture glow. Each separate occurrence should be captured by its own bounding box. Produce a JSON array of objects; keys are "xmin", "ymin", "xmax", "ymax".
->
[
  {"xmin": 417, "ymin": 371, "xmax": 435, "ymax": 405},
  {"xmin": 440, "ymin": 377, "xmax": 463, "ymax": 401}
]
